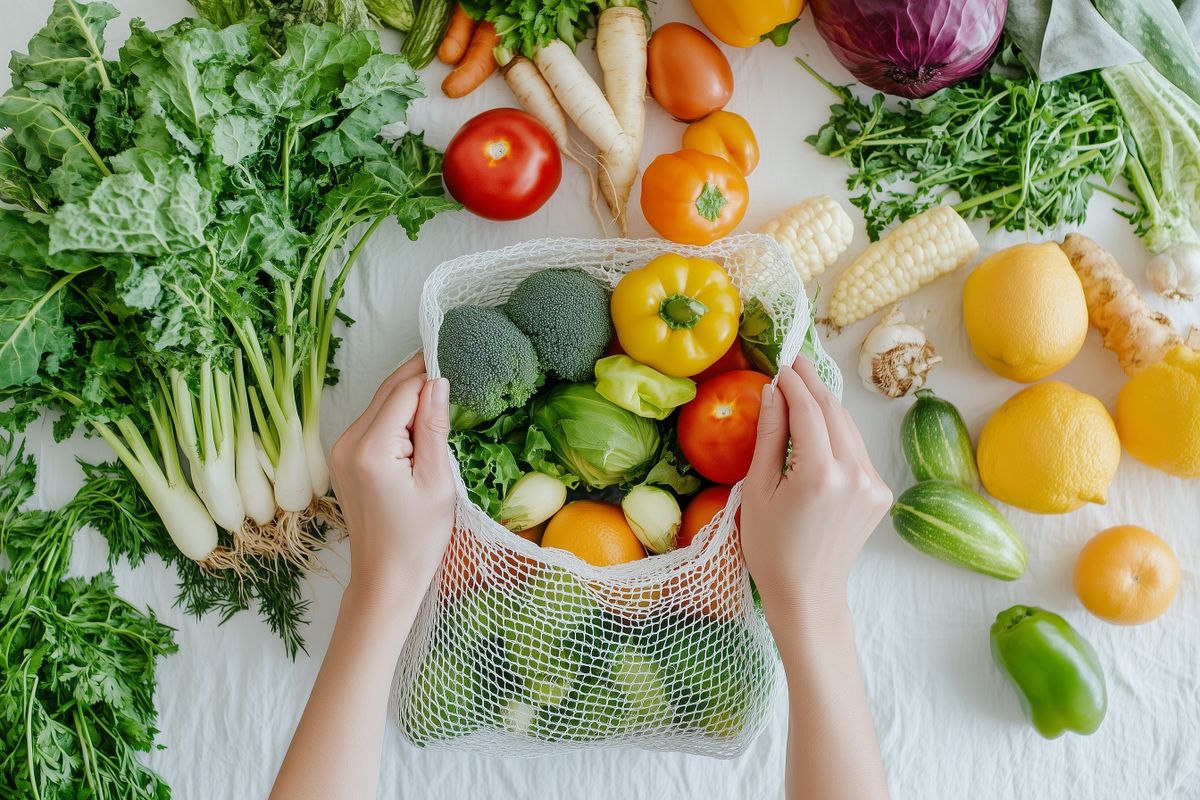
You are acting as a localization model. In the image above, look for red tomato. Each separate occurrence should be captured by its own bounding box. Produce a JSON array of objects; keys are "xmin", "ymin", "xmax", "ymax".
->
[
  {"xmin": 677, "ymin": 370, "xmax": 771, "ymax": 484},
  {"xmin": 647, "ymin": 23, "xmax": 734, "ymax": 122},
  {"xmin": 677, "ymin": 485, "xmax": 735, "ymax": 549},
  {"xmin": 692, "ymin": 339, "xmax": 752, "ymax": 384},
  {"xmin": 443, "ymin": 108, "xmax": 561, "ymax": 220}
]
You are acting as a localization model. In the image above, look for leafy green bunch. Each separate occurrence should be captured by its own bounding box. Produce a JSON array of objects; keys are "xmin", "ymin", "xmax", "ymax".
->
[
  {"xmin": 0, "ymin": 0, "xmax": 455, "ymax": 648},
  {"xmin": 460, "ymin": 0, "xmax": 644, "ymax": 58}
]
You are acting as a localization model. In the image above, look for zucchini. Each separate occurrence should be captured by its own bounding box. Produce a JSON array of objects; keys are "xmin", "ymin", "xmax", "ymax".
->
[
  {"xmin": 401, "ymin": 0, "xmax": 454, "ymax": 69},
  {"xmin": 900, "ymin": 388, "xmax": 979, "ymax": 489},
  {"xmin": 368, "ymin": 0, "xmax": 417, "ymax": 32},
  {"xmin": 891, "ymin": 480, "xmax": 1027, "ymax": 581}
]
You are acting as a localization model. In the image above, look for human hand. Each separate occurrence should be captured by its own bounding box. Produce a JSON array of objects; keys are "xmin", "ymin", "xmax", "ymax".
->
[
  {"xmin": 329, "ymin": 354, "xmax": 455, "ymax": 614},
  {"xmin": 740, "ymin": 357, "xmax": 892, "ymax": 618}
]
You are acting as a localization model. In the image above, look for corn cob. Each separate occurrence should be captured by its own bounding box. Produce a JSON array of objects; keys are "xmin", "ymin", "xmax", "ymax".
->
[
  {"xmin": 758, "ymin": 195, "xmax": 854, "ymax": 283},
  {"xmin": 828, "ymin": 206, "xmax": 979, "ymax": 329}
]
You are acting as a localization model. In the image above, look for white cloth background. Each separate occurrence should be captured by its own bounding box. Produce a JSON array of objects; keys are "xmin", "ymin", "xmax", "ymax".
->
[{"xmin": 5, "ymin": 1, "xmax": 1198, "ymax": 797}]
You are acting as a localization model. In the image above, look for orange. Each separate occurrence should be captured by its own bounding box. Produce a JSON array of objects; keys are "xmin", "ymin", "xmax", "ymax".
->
[
  {"xmin": 541, "ymin": 501, "xmax": 646, "ymax": 567},
  {"xmin": 1074, "ymin": 525, "xmax": 1180, "ymax": 625}
]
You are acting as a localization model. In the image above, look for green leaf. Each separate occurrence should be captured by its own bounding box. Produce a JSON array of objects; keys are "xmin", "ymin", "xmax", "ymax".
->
[
  {"xmin": 9, "ymin": 0, "xmax": 118, "ymax": 88},
  {"xmin": 0, "ymin": 270, "xmax": 75, "ymax": 389},
  {"xmin": 210, "ymin": 114, "xmax": 268, "ymax": 165}
]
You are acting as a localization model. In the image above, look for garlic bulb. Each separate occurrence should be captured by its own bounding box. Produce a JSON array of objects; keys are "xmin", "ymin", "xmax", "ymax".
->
[
  {"xmin": 858, "ymin": 306, "xmax": 942, "ymax": 398},
  {"xmin": 1146, "ymin": 244, "xmax": 1200, "ymax": 300}
]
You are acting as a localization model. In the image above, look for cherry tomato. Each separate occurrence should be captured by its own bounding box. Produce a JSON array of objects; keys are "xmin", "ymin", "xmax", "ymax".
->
[
  {"xmin": 692, "ymin": 339, "xmax": 752, "ymax": 384},
  {"xmin": 443, "ymin": 108, "xmax": 561, "ymax": 220},
  {"xmin": 647, "ymin": 23, "xmax": 734, "ymax": 122},
  {"xmin": 677, "ymin": 485, "xmax": 735, "ymax": 549},
  {"xmin": 677, "ymin": 370, "xmax": 771, "ymax": 484}
]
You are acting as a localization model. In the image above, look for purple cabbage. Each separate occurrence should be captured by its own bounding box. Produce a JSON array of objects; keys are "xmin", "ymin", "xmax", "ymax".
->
[{"xmin": 809, "ymin": 0, "xmax": 1008, "ymax": 98}]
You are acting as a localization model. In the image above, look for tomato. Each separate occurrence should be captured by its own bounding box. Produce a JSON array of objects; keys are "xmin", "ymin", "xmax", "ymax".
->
[
  {"xmin": 442, "ymin": 108, "xmax": 561, "ymax": 220},
  {"xmin": 692, "ymin": 339, "xmax": 752, "ymax": 384},
  {"xmin": 677, "ymin": 485, "xmax": 734, "ymax": 549},
  {"xmin": 647, "ymin": 23, "xmax": 734, "ymax": 122},
  {"xmin": 677, "ymin": 370, "xmax": 771, "ymax": 483}
]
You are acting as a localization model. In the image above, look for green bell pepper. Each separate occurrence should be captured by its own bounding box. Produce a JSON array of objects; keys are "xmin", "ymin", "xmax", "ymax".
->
[{"xmin": 990, "ymin": 605, "xmax": 1108, "ymax": 739}]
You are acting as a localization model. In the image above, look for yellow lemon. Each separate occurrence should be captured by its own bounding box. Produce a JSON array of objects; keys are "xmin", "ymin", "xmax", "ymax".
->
[
  {"xmin": 978, "ymin": 382, "xmax": 1121, "ymax": 514},
  {"xmin": 1116, "ymin": 346, "xmax": 1200, "ymax": 478},
  {"xmin": 963, "ymin": 243, "xmax": 1089, "ymax": 383}
]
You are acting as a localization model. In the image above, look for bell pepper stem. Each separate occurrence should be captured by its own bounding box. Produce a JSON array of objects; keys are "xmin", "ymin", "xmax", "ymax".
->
[{"xmin": 659, "ymin": 295, "xmax": 708, "ymax": 329}]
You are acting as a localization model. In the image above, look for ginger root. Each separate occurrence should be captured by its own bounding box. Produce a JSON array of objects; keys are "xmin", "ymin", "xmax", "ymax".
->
[{"xmin": 1059, "ymin": 234, "xmax": 1189, "ymax": 375}]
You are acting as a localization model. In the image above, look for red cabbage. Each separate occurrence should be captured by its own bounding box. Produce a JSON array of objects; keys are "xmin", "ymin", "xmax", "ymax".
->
[{"xmin": 809, "ymin": 0, "xmax": 1008, "ymax": 98}]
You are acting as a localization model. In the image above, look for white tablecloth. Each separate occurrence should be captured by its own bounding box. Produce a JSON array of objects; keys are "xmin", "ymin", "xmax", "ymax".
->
[{"xmin": 7, "ymin": 0, "xmax": 1199, "ymax": 797}]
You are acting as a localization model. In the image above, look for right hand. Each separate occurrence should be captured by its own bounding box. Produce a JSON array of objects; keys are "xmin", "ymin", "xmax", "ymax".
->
[{"xmin": 740, "ymin": 357, "xmax": 893, "ymax": 615}]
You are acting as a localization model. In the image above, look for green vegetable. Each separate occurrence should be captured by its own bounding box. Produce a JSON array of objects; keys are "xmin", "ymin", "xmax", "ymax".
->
[
  {"xmin": 499, "ymin": 471, "xmax": 567, "ymax": 532},
  {"xmin": 890, "ymin": 480, "xmax": 1027, "ymax": 581},
  {"xmin": 900, "ymin": 389, "xmax": 980, "ymax": 489},
  {"xmin": 402, "ymin": 0, "xmax": 455, "ymax": 68},
  {"xmin": 448, "ymin": 408, "xmax": 530, "ymax": 518},
  {"xmin": 990, "ymin": 605, "xmax": 1108, "ymax": 739},
  {"xmin": 189, "ymin": 0, "xmax": 372, "ymax": 50},
  {"xmin": 438, "ymin": 306, "xmax": 543, "ymax": 420},
  {"xmin": 0, "ymin": 435, "xmax": 177, "ymax": 797},
  {"xmin": 1093, "ymin": 0, "xmax": 1200, "ymax": 104},
  {"xmin": 643, "ymin": 430, "xmax": 702, "ymax": 497},
  {"xmin": 504, "ymin": 270, "xmax": 614, "ymax": 383},
  {"xmin": 594, "ymin": 355, "xmax": 696, "ymax": 420},
  {"xmin": 0, "ymin": 4, "xmax": 453, "ymax": 644},
  {"xmin": 531, "ymin": 383, "xmax": 661, "ymax": 489},
  {"xmin": 461, "ymin": 0, "xmax": 601, "ymax": 58},
  {"xmin": 368, "ymin": 0, "xmax": 417, "ymax": 30},
  {"xmin": 621, "ymin": 484, "xmax": 682, "ymax": 554},
  {"xmin": 799, "ymin": 48, "xmax": 1129, "ymax": 240}
]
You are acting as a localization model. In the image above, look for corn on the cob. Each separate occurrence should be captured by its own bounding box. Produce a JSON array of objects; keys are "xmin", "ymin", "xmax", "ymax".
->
[
  {"xmin": 758, "ymin": 195, "xmax": 854, "ymax": 283},
  {"xmin": 828, "ymin": 206, "xmax": 979, "ymax": 329}
]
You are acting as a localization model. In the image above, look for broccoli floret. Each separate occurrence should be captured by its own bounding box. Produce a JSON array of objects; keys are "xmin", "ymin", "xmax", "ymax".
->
[
  {"xmin": 438, "ymin": 306, "xmax": 542, "ymax": 420},
  {"xmin": 503, "ymin": 270, "xmax": 614, "ymax": 382}
]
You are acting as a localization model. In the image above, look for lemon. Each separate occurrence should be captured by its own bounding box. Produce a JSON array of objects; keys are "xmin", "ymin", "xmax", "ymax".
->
[
  {"xmin": 963, "ymin": 243, "xmax": 1089, "ymax": 383},
  {"xmin": 1116, "ymin": 346, "xmax": 1200, "ymax": 478},
  {"xmin": 977, "ymin": 382, "xmax": 1121, "ymax": 514}
]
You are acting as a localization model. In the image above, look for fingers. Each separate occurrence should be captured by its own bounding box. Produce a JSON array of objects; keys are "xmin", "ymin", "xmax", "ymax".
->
[
  {"xmin": 338, "ymin": 353, "xmax": 428, "ymax": 449},
  {"xmin": 791, "ymin": 357, "xmax": 858, "ymax": 462},
  {"xmin": 360, "ymin": 375, "xmax": 426, "ymax": 461},
  {"xmin": 412, "ymin": 377, "xmax": 453, "ymax": 486},
  {"xmin": 746, "ymin": 383, "xmax": 790, "ymax": 490},
  {"xmin": 775, "ymin": 364, "xmax": 831, "ymax": 459}
]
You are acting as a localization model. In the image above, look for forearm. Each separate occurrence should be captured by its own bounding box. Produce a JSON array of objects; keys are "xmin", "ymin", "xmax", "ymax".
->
[
  {"xmin": 765, "ymin": 594, "xmax": 889, "ymax": 800},
  {"xmin": 270, "ymin": 584, "xmax": 421, "ymax": 800}
]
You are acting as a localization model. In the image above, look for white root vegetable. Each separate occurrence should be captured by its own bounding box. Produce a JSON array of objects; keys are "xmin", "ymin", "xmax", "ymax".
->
[
  {"xmin": 857, "ymin": 306, "xmax": 942, "ymax": 398},
  {"xmin": 234, "ymin": 355, "xmax": 275, "ymax": 526},
  {"xmin": 171, "ymin": 366, "xmax": 246, "ymax": 532},
  {"xmin": 596, "ymin": 5, "xmax": 646, "ymax": 235},
  {"xmin": 1146, "ymin": 243, "xmax": 1200, "ymax": 300},
  {"xmin": 304, "ymin": 420, "xmax": 330, "ymax": 498},
  {"xmin": 501, "ymin": 55, "xmax": 574, "ymax": 154},
  {"xmin": 274, "ymin": 412, "xmax": 314, "ymax": 512}
]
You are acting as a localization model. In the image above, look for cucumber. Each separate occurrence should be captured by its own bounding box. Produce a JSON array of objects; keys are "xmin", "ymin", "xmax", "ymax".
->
[
  {"xmin": 401, "ymin": 0, "xmax": 454, "ymax": 69},
  {"xmin": 368, "ymin": 0, "xmax": 417, "ymax": 32},
  {"xmin": 891, "ymin": 480, "xmax": 1027, "ymax": 581},
  {"xmin": 900, "ymin": 388, "xmax": 979, "ymax": 489}
]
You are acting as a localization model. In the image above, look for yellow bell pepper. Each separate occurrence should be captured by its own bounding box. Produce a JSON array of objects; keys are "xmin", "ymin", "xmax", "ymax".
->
[
  {"xmin": 689, "ymin": 0, "xmax": 805, "ymax": 48},
  {"xmin": 682, "ymin": 111, "xmax": 760, "ymax": 175},
  {"xmin": 611, "ymin": 254, "xmax": 742, "ymax": 377}
]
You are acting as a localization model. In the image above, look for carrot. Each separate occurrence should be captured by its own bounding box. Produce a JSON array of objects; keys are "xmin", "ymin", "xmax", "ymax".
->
[
  {"xmin": 595, "ymin": 5, "xmax": 647, "ymax": 235},
  {"xmin": 442, "ymin": 21, "xmax": 500, "ymax": 98},
  {"xmin": 437, "ymin": 3, "xmax": 476, "ymax": 66}
]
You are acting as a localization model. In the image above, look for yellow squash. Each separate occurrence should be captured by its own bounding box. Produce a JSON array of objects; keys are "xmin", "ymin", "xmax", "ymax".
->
[{"xmin": 611, "ymin": 254, "xmax": 742, "ymax": 377}]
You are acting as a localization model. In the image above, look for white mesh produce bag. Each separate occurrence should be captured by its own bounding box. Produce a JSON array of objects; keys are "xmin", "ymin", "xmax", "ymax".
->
[{"xmin": 393, "ymin": 235, "xmax": 841, "ymax": 758}]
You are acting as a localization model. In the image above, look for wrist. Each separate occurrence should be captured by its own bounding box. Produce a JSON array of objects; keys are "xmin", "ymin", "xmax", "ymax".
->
[
  {"xmin": 760, "ymin": 584, "xmax": 851, "ymax": 641},
  {"xmin": 342, "ymin": 578, "xmax": 425, "ymax": 637}
]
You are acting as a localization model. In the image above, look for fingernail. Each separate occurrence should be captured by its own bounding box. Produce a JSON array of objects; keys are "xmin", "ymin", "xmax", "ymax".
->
[
  {"xmin": 760, "ymin": 384, "xmax": 774, "ymax": 408},
  {"xmin": 431, "ymin": 378, "xmax": 449, "ymax": 407}
]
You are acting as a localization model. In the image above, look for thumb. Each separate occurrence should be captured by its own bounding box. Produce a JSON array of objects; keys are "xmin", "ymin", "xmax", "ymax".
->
[
  {"xmin": 413, "ymin": 378, "xmax": 452, "ymax": 485},
  {"xmin": 746, "ymin": 383, "xmax": 789, "ymax": 489}
]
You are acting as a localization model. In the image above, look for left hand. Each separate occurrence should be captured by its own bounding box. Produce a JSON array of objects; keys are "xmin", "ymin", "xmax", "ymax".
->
[{"xmin": 328, "ymin": 354, "xmax": 456, "ymax": 611}]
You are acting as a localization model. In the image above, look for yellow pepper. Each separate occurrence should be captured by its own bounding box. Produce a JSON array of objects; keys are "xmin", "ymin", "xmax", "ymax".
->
[
  {"xmin": 611, "ymin": 254, "xmax": 742, "ymax": 377},
  {"xmin": 689, "ymin": 0, "xmax": 805, "ymax": 48},
  {"xmin": 682, "ymin": 111, "xmax": 760, "ymax": 175}
]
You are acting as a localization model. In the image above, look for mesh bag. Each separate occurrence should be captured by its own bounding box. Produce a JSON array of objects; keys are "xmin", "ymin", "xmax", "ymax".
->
[{"xmin": 393, "ymin": 236, "xmax": 842, "ymax": 758}]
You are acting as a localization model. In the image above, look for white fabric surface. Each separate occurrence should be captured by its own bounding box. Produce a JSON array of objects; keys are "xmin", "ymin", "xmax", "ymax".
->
[{"xmin": 6, "ymin": 0, "xmax": 1199, "ymax": 797}]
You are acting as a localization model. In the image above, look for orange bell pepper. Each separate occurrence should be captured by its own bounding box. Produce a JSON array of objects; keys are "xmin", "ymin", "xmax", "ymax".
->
[
  {"xmin": 682, "ymin": 111, "xmax": 759, "ymax": 175},
  {"xmin": 688, "ymin": 0, "xmax": 805, "ymax": 48},
  {"xmin": 640, "ymin": 149, "xmax": 748, "ymax": 246}
]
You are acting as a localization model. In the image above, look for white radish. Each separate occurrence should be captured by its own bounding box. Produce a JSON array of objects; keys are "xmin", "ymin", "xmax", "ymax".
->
[{"xmin": 596, "ymin": 5, "xmax": 647, "ymax": 235}]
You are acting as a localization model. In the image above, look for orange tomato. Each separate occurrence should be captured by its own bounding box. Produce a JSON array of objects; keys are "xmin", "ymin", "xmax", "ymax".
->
[
  {"xmin": 541, "ymin": 501, "xmax": 646, "ymax": 566},
  {"xmin": 678, "ymin": 485, "xmax": 734, "ymax": 549},
  {"xmin": 1074, "ymin": 525, "xmax": 1180, "ymax": 625},
  {"xmin": 647, "ymin": 23, "xmax": 733, "ymax": 122},
  {"xmin": 682, "ymin": 111, "xmax": 759, "ymax": 175},
  {"xmin": 640, "ymin": 149, "xmax": 748, "ymax": 246}
]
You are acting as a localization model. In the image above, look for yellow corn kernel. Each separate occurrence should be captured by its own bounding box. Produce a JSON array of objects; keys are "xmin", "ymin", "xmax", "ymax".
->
[
  {"xmin": 758, "ymin": 195, "xmax": 854, "ymax": 283},
  {"xmin": 828, "ymin": 206, "xmax": 978, "ymax": 329}
]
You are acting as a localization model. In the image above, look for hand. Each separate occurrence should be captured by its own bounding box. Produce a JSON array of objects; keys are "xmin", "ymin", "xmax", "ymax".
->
[
  {"xmin": 740, "ymin": 357, "xmax": 892, "ymax": 616},
  {"xmin": 328, "ymin": 354, "xmax": 456, "ymax": 613}
]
